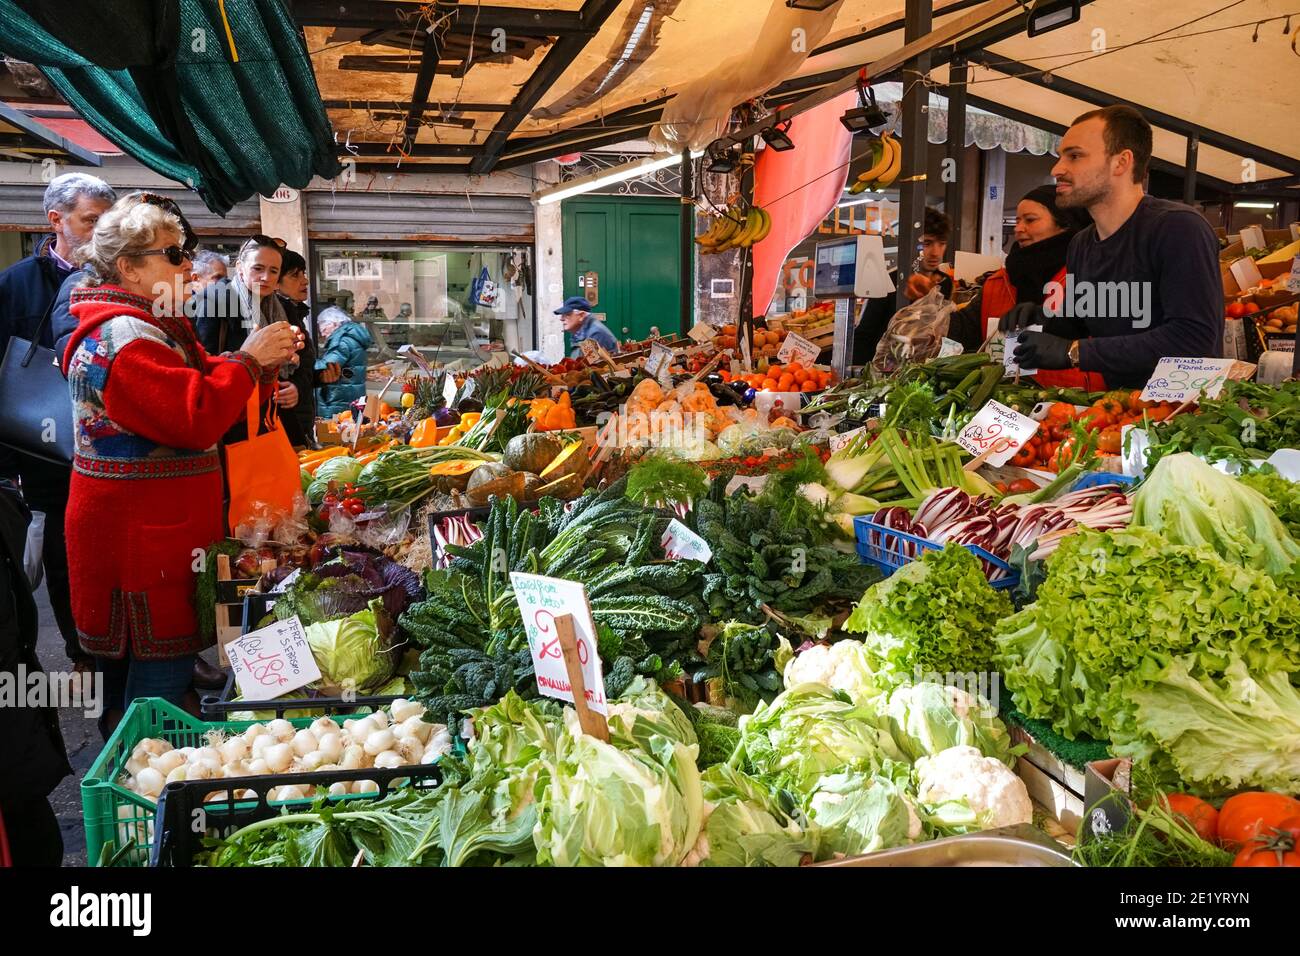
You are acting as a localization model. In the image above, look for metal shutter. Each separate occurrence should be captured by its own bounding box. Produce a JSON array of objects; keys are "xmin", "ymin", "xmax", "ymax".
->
[
  {"xmin": 0, "ymin": 183, "xmax": 260, "ymax": 234},
  {"xmin": 305, "ymin": 189, "xmax": 534, "ymax": 242}
]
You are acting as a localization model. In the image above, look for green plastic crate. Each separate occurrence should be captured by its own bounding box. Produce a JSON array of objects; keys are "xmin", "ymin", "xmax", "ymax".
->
[{"xmin": 82, "ymin": 697, "xmax": 432, "ymax": 867}]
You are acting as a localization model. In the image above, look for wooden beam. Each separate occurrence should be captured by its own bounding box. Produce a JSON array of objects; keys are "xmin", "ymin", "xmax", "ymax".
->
[
  {"xmin": 499, "ymin": 105, "xmax": 666, "ymax": 159},
  {"xmin": 295, "ymin": 1, "xmax": 590, "ymax": 36},
  {"xmin": 404, "ymin": 15, "xmax": 449, "ymax": 146},
  {"xmin": 491, "ymin": 124, "xmax": 656, "ymax": 171},
  {"xmin": 323, "ymin": 99, "xmax": 509, "ymax": 112},
  {"xmin": 469, "ymin": 0, "xmax": 625, "ymax": 175}
]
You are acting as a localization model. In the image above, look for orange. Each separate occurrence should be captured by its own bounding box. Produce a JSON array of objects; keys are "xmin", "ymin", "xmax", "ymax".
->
[
  {"xmin": 801, "ymin": 380, "xmax": 817, "ymax": 392},
  {"xmin": 761, "ymin": 378, "xmax": 778, "ymax": 391},
  {"xmin": 785, "ymin": 362, "xmax": 802, "ymax": 374},
  {"xmin": 793, "ymin": 370, "xmax": 809, "ymax": 385},
  {"xmin": 777, "ymin": 375, "xmax": 795, "ymax": 391}
]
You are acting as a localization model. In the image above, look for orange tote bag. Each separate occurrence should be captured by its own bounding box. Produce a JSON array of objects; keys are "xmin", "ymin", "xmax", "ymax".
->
[{"xmin": 225, "ymin": 389, "xmax": 301, "ymax": 530}]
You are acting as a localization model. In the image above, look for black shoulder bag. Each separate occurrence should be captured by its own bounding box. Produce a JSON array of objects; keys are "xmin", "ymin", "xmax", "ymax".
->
[{"xmin": 0, "ymin": 299, "xmax": 74, "ymax": 464}]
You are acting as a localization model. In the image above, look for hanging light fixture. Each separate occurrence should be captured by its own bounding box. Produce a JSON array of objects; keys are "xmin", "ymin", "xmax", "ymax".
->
[
  {"xmin": 785, "ymin": 0, "xmax": 839, "ymax": 10},
  {"xmin": 706, "ymin": 141, "xmax": 739, "ymax": 173},
  {"xmin": 1026, "ymin": 0, "xmax": 1082, "ymax": 37},
  {"xmin": 840, "ymin": 77, "xmax": 888, "ymax": 134},
  {"xmin": 760, "ymin": 120, "xmax": 795, "ymax": 151}
]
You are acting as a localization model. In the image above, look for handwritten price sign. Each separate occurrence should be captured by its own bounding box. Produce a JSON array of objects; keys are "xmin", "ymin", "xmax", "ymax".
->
[
  {"xmin": 777, "ymin": 331, "xmax": 821, "ymax": 366},
  {"xmin": 226, "ymin": 617, "xmax": 321, "ymax": 702},
  {"xmin": 510, "ymin": 572, "xmax": 607, "ymax": 714},
  {"xmin": 955, "ymin": 400, "xmax": 1040, "ymax": 467},
  {"xmin": 661, "ymin": 518, "xmax": 712, "ymax": 563},
  {"xmin": 1140, "ymin": 357, "xmax": 1235, "ymax": 405}
]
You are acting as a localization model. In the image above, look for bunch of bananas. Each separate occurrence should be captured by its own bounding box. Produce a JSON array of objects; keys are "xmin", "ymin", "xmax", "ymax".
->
[
  {"xmin": 849, "ymin": 131, "xmax": 901, "ymax": 194},
  {"xmin": 696, "ymin": 203, "xmax": 772, "ymax": 254}
]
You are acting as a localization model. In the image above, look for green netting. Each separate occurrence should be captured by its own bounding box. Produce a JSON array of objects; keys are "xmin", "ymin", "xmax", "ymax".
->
[{"xmin": 0, "ymin": 0, "xmax": 340, "ymax": 214}]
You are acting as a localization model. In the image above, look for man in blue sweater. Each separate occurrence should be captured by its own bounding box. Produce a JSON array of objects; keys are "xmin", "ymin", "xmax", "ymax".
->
[
  {"xmin": 558, "ymin": 296, "xmax": 619, "ymax": 358},
  {"xmin": 1008, "ymin": 106, "xmax": 1223, "ymax": 388},
  {"xmin": 0, "ymin": 172, "xmax": 115, "ymax": 669}
]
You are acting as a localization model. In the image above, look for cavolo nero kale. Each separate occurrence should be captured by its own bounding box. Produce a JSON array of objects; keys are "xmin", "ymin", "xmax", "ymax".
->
[{"xmin": 398, "ymin": 479, "xmax": 707, "ymax": 728}]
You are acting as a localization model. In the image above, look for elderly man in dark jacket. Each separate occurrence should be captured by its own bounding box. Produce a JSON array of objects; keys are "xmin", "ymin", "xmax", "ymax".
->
[
  {"xmin": 0, "ymin": 478, "xmax": 72, "ymax": 865},
  {"xmin": 0, "ymin": 173, "xmax": 115, "ymax": 673}
]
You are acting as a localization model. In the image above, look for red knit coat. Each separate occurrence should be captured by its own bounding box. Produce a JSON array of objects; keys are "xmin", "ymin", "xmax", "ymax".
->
[{"xmin": 62, "ymin": 286, "xmax": 273, "ymax": 660}]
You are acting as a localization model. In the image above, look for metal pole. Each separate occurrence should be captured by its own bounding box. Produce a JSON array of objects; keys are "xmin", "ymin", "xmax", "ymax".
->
[
  {"xmin": 680, "ymin": 148, "xmax": 694, "ymax": 335},
  {"xmin": 739, "ymin": 136, "xmax": 757, "ymax": 342},
  {"xmin": 1183, "ymin": 132, "xmax": 1199, "ymax": 206},
  {"xmin": 896, "ymin": 0, "xmax": 933, "ymax": 310},
  {"xmin": 944, "ymin": 54, "xmax": 968, "ymax": 243}
]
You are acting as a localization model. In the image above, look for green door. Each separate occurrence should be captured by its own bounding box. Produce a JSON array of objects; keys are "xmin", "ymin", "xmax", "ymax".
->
[{"xmin": 562, "ymin": 196, "xmax": 683, "ymax": 347}]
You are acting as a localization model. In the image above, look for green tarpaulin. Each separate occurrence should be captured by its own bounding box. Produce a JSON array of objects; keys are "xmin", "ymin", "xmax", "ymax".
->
[{"xmin": 0, "ymin": 0, "xmax": 340, "ymax": 214}]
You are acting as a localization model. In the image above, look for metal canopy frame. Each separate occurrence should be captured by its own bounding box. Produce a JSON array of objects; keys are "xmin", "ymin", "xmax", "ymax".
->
[{"xmin": 0, "ymin": 102, "xmax": 101, "ymax": 166}]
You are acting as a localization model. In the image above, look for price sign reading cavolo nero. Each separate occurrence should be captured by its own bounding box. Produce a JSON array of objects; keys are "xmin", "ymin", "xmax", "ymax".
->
[
  {"xmin": 955, "ymin": 400, "xmax": 1040, "ymax": 467},
  {"xmin": 1140, "ymin": 357, "xmax": 1235, "ymax": 405},
  {"xmin": 226, "ymin": 617, "xmax": 322, "ymax": 702},
  {"xmin": 661, "ymin": 518, "xmax": 712, "ymax": 563},
  {"xmin": 510, "ymin": 573, "xmax": 607, "ymax": 715}
]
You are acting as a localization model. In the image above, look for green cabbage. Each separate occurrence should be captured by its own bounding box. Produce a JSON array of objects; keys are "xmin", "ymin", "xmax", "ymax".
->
[
  {"xmin": 536, "ymin": 725, "xmax": 704, "ymax": 867},
  {"xmin": 882, "ymin": 681, "xmax": 1015, "ymax": 765},
  {"xmin": 1133, "ymin": 452, "xmax": 1300, "ymax": 577},
  {"xmin": 304, "ymin": 604, "xmax": 395, "ymax": 695},
  {"xmin": 314, "ymin": 455, "xmax": 365, "ymax": 485},
  {"xmin": 735, "ymin": 683, "xmax": 903, "ymax": 791},
  {"xmin": 805, "ymin": 769, "xmax": 922, "ymax": 857},
  {"xmin": 844, "ymin": 544, "xmax": 1012, "ymax": 690},
  {"xmin": 685, "ymin": 765, "xmax": 816, "ymax": 867},
  {"xmin": 604, "ymin": 676, "xmax": 698, "ymax": 752}
]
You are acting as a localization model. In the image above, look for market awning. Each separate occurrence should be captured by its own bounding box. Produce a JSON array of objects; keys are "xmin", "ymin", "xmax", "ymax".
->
[
  {"xmin": 0, "ymin": 99, "xmax": 102, "ymax": 166},
  {"xmin": 0, "ymin": 0, "xmax": 342, "ymax": 213},
  {"xmin": 305, "ymin": 0, "xmax": 1299, "ymax": 191}
]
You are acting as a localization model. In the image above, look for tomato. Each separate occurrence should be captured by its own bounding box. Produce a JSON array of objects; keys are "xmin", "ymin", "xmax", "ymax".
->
[
  {"xmin": 1143, "ymin": 405, "xmax": 1173, "ymax": 423},
  {"xmin": 1010, "ymin": 446, "xmax": 1036, "ymax": 468},
  {"xmin": 1126, "ymin": 389, "xmax": 1148, "ymax": 412},
  {"xmin": 1226, "ymin": 301, "xmax": 1247, "ymax": 319},
  {"xmin": 1164, "ymin": 794, "xmax": 1220, "ymax": 844},
  {"xmin": 322, "ymin": 494, "xmax": 339, "ymax": 505},
  {"xmin": 1008, "ymin": 478, "xmax": 1038, "ymax": 494},
  {"xmin": 1097, "ymin": 425, "xmax": 1123, "ymax": 455},
  {"xmin": 1053, "ymin": 437, "xmax": 1078, "ymax": 469},
  {"xmin": 1038, "ymin": 441, "xmax": 1057, "ymax": 464},
  {"xmin": 1218, "ymin": 792, "xmax": 1300, "ymax": 848},
  {"xmin": 1243, "ymin": 302, "xmax": 1260, "ymax": 314},
  {"xmin": 1233, "ymin": 830, "xmax": 1300, "ymax": 867},
  {"xmin": 347, "ymin": 501, "xmax": 367, "ymax": 516},
  {"xmin": 1045, "ymin": 402, "xmax": 1075, "ymax": 422}
]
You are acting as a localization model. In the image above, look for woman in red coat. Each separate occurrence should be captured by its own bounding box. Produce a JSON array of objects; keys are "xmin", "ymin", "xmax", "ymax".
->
[
  {"xmin": 61, "ymin": 193, "xmax": 302, "ymax": 734},
  {"xmin": 968, "ymin": 186, "xmax": 1106, "ymax": 392}
]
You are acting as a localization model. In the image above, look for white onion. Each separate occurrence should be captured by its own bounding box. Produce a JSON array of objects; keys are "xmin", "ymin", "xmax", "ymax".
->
[
  {"xmin": 368, "ymin": 709, "xmax": 389, "ymax": 729},
  {"xmin": 424, "ymin": 728, "xmax": 453, "ymax": 759},
  {"xmin": 317, "ymin": 763, "xmax": 341, "ymax": 773},
  {"xmin": 266, "ymin": 719, "xmax": 295, "ymax": 742},
  {"xmin": 135, "ymin": 767, "xmax": 165, "ymax": 797},
  {"xmin": 299, "ymin": 751, "xmax": 326, "ymax": 772},
  {"xmin": 222, "ymin": 760, "xmax": 250, "ymax": 779},
  {"xmin": 316, "ymin": 732, "xmax": 343, "ymax": 763},
  {"xmin": 373, "ymin": 751, "xmax": 404, "ymax": 769},
  {"xmin": 291, "ymin": 728, "xmax": 319, "ymax": 757},
  {"xmin": 219, "ymin": 738, "xmax": 249, "ymax": 764},
  {"xmin": 164, "ymin": 765, "xmax": 188, "ymax": 785},
  {"xmin": 310, "ymin": 716, "xmax": 341, "ymax": 737},
  {"xmin": 133, "ymin": 739, "xmax": 171, "ymax": 760},
  {"xmin": 396, "ymin": 716, "xmax": 433, "ymax": 745},
  {"xmin": 250, "ymin": 735, "xmax": 274, "ymax": 760},
  {"xmin": 347, "ymin": 716, "xmax": 377, "ymax": 741},
  {"xmin": 241, "ymin": 723, "xmax": 268, "ymax": 743},
  {"xmin": 149, "ymin": 750, "xmax": 186, "ymax": 775},
  {"xmin": 327, "ymin": 782, "xmax": 349, "ymax": 798},
  {"xmin": 353, "ymin": 780, "xmax": 379, "ymax": 795},
  {"xmin": 340, "ymin": 744, "xmax": 365, "ymax": 770},
  {"xmin": 396, "ymin": 736, "xmax": 424, "ymax": 764},
  {"xmin": 263, "ymin": 743, "xmax": 294, "ymax": 773},
  {"xmin": 363, "ymin": 728, "xmax": 394, "ymax": 756},
  {"xmin": 204, "ymin": 791, "xmax": 230, "ymax": 803},
  {"xmin": 270, "ymin": 785, "xmax": 307, "ymax": 802},
  {"xmin": 185, "ymin": 762, "xmax": 215, "ymax": 781},
  {"xmin": 389, "ymin": 698, "xmax": 422, "ymax": 724},
  {"xmin": 246, "ymin": 759, "xmax": 271, "ymax": 776},
  {"xmin": 190, "ymin": 746, "xmax": 221, "ymax": 766}
]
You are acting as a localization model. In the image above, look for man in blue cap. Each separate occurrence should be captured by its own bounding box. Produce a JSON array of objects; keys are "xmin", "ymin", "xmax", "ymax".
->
[{"xmin": 556, "ymin": 296, "xmax": 619, "ymax": 357}]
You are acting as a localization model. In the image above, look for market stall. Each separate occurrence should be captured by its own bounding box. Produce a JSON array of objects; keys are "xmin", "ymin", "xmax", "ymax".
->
[{"xmin": 76, "ymin": 313, "xmax": 1300, "ymax": 869}]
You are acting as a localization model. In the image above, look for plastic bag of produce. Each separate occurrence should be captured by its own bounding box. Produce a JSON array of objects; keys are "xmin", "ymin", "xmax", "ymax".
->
[{"xmin": 871, "ymin": 285, "xmax": 955, "ymax": 377}]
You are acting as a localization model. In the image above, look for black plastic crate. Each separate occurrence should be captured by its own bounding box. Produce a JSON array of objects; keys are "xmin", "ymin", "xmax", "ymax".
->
[
  {"xmin": 150, "ymin": 762, "xmax": 445, "ymax": 867},
  {"xmin": 199, "ymin": 592, "xmax": 405, "ymax": 720}
]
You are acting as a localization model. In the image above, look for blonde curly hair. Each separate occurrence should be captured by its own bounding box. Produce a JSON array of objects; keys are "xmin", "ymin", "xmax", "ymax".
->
[{"xmin": 76, "ymin": 192, "xmax": 184, "ymax": 286}]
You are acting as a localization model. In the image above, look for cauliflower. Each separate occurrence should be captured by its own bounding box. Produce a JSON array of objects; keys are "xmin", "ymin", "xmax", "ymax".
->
[
  {"xmin": 914, "ymin": 745, "xmax": 1032, "ymax": 830},
  {"xmin": 782, "ymin": 641, "xmax": 880, "ymax": 705}
]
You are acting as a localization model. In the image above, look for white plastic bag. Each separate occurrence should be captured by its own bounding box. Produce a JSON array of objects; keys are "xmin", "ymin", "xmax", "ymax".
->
[{"xmin": 23, "ymin": 509, "xmax": 44, "ymax": 590}]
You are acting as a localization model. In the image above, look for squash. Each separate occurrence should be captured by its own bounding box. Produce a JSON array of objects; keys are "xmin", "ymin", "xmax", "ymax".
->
[
  {"xmin": 465, "ymin": 462, "xmax": 518, "ymax": 505},
  {"xmin": 537, "ymin": 440, "xmax": 587, "ymax": 481},
  {"xmin": 519, "ymin": 472, "xmax": 545, "ymax": 500},
  {"xmin": 535, "ymin": 471, "xmax": 584, "ymax": 500},
  {"xmin": 428, "ymin": 459, "xmax": 485, "ymax": 477},
  {"xmin": 504, "ymin": 433, "xmax": 563, "ymax": 473}
]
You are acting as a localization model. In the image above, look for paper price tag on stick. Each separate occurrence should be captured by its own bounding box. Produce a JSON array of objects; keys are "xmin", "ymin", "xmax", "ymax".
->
[
  {"xmin": 578, "ymin": 339, "xmax": 602, "ymax": 363},
  {"xmin": 661, "ymin": 518, "xmax": 712, "ymax": 563},
  {"xmin": 829, "ymin": 426, "xmax": 865, "ymax": 453},
  {"xmin": 645, "ymin": 342, "xmax": 675, "ymax": 379},
  {"xmin": 687, "ymin": 321, "xmax": 716, "ymax": 344},
  {"xmin": 510, "ymin": 573, "xmax": 608, "ymax": 719},
  {"xmin": 778, "ymin": 331, "xmax": 821, "ymax": 365},
  {"xmin": 226, "ymin": 617, "xmax": 321, "ymax": 702},
  {"xmin": 955, "ymin": 400, "xmax": 1040, "ymax": 468},
  {"xmin": 1140, "ymin": 357, "xmax": 1235, "ymax": 405},
  {"xmin": 1003, "ymin": 324, "xmax": 1042, "ymax": 377}
]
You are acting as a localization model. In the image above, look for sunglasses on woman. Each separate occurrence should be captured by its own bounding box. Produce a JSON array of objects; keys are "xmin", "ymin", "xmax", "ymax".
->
[
  {"xmin": 136, "ymin": 245, "xmax": 193, "ymax": 267},
  {"xmin": 138, "ymin": 192, "xmax": 198, "ymax": 254},
  {"xmin": 238, "ymin": 233, "xmax": 288, "ymax": 258}
]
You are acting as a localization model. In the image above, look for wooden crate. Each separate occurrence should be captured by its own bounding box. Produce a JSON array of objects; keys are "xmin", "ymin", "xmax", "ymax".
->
[
  {"xmin": 214, "ymin": 553, "xmax": 275, "ymax": 666},
  {"xmin": 1011, "ymin": 723, "xmax": 1087, "ymax": 834}
]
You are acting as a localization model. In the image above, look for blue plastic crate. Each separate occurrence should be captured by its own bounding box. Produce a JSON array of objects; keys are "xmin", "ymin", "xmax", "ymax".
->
[
  {"xmin": 853, "ymin": 517, "xmax": 1020, "ymax": 590},
  {"xmin": 1069, "ymin": 471, "xmax": 1137, "ymax": 493}
]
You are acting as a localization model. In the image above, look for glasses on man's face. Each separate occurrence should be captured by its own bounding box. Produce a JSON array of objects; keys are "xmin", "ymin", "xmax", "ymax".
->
[{"xmin": 136, "ymin": 245, "xmax": 192, "ymax": 267}]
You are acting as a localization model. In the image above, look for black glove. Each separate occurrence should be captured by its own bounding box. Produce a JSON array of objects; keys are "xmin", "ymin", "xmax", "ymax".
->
[
  {"xmin": 1014, "ymin": 331, "xmax": 1073, "ymax": 370},
  {"xmin": 998, "ymin": 302, "xmax": 1045, "ymax": 333}
]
